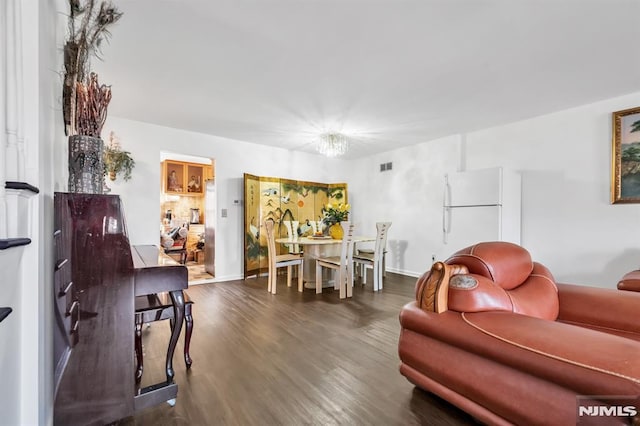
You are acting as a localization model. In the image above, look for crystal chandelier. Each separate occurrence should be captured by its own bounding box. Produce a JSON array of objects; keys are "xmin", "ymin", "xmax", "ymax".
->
[{"xmin": 316, "ymin": 133, "xmax": 349, "ymax": 157}]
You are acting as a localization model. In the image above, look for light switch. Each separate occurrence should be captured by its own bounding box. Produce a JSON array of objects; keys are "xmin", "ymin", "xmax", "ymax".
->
[{"xmin": 221, "ymin": 208, "xmax": 228, "ymax": 218}]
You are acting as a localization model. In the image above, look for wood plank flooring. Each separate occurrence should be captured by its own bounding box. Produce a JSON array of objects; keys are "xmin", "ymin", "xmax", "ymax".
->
[
  {"xmin": 119, "ymin": 272, "xmax": 476, "ymax": 425},
  {"xmin": 186, "ymin": 263, "xmax": 215, "ymax": 284}
]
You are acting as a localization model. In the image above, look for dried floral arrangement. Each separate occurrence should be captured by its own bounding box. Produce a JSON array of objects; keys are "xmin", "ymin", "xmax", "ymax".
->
[
  {"xmin": 75, "ymin": 73, "xmax": 112, "ymax": 137},
  {"xmin": 63, "ymin": 0, "xmax": 122, "ymax": 136}
]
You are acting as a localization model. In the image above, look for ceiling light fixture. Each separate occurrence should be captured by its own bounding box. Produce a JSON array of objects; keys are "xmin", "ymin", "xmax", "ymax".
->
[{"xmin": 316, "ymin": 132, "xmax": 349, "ymax": 157}]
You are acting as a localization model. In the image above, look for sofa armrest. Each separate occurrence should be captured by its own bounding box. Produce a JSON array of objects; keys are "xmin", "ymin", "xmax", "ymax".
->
[
  {"xmin": 415, "ymin": 262, "xmax": 468, "ymax": 313},
  {"xmin": 399, "ymin": 302, "xmax": 640, "ymax": 398},
  {"xmin": 618, "ymin": 270, "xmax": 640, "ymax": 292},
  {"xmin": 557, "ymin": 283, "xmax": 640, "ymax": 340}
]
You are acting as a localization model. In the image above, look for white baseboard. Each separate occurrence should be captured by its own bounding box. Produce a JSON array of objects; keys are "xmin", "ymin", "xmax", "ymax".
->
[{"xmin": 386, "ymin": 267, "xmax": 423, "ymax": 278}]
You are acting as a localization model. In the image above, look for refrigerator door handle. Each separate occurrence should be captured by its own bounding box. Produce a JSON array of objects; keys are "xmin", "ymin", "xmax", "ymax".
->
[
  {"xmin": 443, "ymin": 174, "xmax": 451, "ymax": 207},
  {"xmin": 443, "ymin": 206, "xmax": 451, "ymax": 244},
  {"xmin": 443, "ymin": 175, "xmax": 451, "ymax": 243}
]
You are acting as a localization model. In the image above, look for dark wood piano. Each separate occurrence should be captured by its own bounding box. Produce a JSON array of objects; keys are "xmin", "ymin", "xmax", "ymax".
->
[{"xmin": 54, "ymin": 193, "xmax": 188, "ymax": 425}]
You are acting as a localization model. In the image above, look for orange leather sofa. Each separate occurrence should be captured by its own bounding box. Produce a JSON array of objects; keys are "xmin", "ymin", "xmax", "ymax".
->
[
  {"xmin": 618, "ymin": 270, "xmax": 640, "ymax": 293},
  {"xmin": 398, "ymin": 242, "xmax": 640, "ymax": 425}
]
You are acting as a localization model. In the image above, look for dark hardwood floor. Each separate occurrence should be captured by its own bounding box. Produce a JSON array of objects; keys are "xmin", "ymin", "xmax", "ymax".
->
[{"xmin": 120, "ymin": 272, "xmax": 476, "ymax": 425}]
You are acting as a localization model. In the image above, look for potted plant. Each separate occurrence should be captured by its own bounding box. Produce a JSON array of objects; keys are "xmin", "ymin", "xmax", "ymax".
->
[
  {"xmin": 103, "ymin": 132, "xmax": 135, "ymax": 181},
  {"xmin": 321, "ymin": 203, "xmax": 350, "ymax": 239}
]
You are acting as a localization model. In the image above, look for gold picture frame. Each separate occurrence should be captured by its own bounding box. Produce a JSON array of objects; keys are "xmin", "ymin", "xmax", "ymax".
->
[{"xmin": 611, "ymin": 106, "xmax": 640, "ymax": 203}]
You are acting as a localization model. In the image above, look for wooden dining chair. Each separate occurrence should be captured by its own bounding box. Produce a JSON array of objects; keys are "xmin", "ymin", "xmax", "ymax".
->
[
  {"xmin": 264, "ymin": 219, "xmax": 304, "ymax": 294},
  {"xmin": 315, "ymin": 222, "xmax": 355, "ymax": 299},
  {"xmin": 354, "ymin": 222, "xmax": 392, "ymax": 291}
]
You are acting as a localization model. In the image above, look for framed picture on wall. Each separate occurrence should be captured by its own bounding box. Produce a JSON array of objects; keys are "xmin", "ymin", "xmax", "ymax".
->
[
  {"xmin": 186, "ymin": 164, "xmax": 204, "ymax": 194},
  {"xmin": 164, "ymin": 161, "xmax": 184, "ymax": 194},
  {"xmin": 611, "ymin": 106, "xmax": 640, "ymax": 203}
]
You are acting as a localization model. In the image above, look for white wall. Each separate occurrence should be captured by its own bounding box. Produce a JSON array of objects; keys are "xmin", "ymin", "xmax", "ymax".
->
[
  {"xmin": 0, "ymin": 0, "xmax": 62, "ymax": 425},
  {"xmin": 349, "ymin": 135, "xmax": 461, "ymax": 277},
  {"xmin": 104, "ymin": 90, "xmax": 640, "ymax": 287},
  {"xmin": 464, "ymin": 92, "xmax": 640, "ymax": 287},
  {"xmin": 350, "ymin": 91, "xmax": 640, "ymax": 288},
  {"xmin": 99, "ymin": 116, "xmax": 349, "ymax": 281},
  {"xmin": 40, "ymin": 1, "xmax": 67, "ymax": 424}
]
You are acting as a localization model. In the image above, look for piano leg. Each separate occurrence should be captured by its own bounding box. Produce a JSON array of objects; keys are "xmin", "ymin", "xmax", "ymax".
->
[
  {"xmin": 184, "ymin": 302, "xmax": 193, "ymax": 368},
  {"xmin": 170, "ymin": 299, "xmax": 193, "ymax": 369},
  {"xmin": 135, "ymin": 312, "xmax": 144, "ymax": 382},
  {"xmin": 166, "ymin": 290, "xmax": 185, "ymax": 382}
]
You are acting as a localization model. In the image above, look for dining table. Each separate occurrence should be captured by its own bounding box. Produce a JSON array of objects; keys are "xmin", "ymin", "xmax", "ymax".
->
[{"xmin": 275, "ymin": 235, "xmax": 375, "ymax": 288}]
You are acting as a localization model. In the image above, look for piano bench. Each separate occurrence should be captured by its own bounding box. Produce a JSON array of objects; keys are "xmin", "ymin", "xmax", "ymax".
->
[{"xmin": 134, "ymin": 291, "xmax": 194, "ymax": 383}]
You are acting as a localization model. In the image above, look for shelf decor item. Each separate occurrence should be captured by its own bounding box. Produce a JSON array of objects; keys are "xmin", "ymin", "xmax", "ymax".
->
[
  {"xmin": 103, "ymin": 131, "xmax": 135, "ymax": 182},
  {"xmin": 63, "ymin": 0, "xmax": 122, "ymax": 136},
  {"xmin": 322, "ymin": 203, "xmax": 350, "ymax": 239},
  {"xmin": 63, "ymin": 0, "xmax": 122, "ymax": 194},
  {"xmin": 68, "ymin": 73, "xmax": 112, "ymax": 194}
]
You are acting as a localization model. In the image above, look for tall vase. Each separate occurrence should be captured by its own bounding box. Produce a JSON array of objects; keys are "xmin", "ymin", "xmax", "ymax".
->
[
  {"xmin": 68, "ymin": 135, "xmax": 104, "ymax": 194},
  {"xmin": 329, "ymin": 223, "xmax": 344, "ymax": 239}
]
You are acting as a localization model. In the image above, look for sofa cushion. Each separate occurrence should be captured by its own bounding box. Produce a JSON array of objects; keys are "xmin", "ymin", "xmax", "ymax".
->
[
  {"xmin": 557, "ymin": 283, "xmax": 640, "ymax": 341},
  {"xmin": 446, "ymin": 241, "xmax": 533, "ymax": 290},
  {"xmin": 463, "ymin": 311, "xmax": 640, "ymax": 394},
  {"xmin": 446, "ymin": 265, "xmax": 558, "ymax": 320},
  {"xmin": 506, "ymin": 262, "xmax": 558, "ymax": 320},
  {"xmin": 448, "ymin": 274, "xmax": 513, "ymax": 313}
]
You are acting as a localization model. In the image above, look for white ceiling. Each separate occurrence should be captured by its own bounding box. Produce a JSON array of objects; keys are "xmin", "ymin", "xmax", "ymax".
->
[{"xmin": 94, "ymin": 0, "xmax": 640, "ymax": 159}]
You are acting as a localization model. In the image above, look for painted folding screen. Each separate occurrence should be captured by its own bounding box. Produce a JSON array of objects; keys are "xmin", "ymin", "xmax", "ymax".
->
[{"xmin": 243, "ymin": 173, "xmax": 347, "ymax": 278}]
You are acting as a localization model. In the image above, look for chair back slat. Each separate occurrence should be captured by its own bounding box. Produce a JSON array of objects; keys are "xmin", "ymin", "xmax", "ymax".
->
[
  {"xmin": 340, "ymin": 221, "xmax": 355, "ymax": 283},
  {"xmin": 353, "ymin": 221, "xmax": 392, "ymax": 292},
  {"xmin": 264, "ymin": 219, "xmax": 277, "ymax": 264},
  {"xmin": 373, "ymin": 222, "xmax": 392, "ymax": 261},
  {"xmin": 264, "ymin": 218, "xmax": 304, "ymax": 294}
]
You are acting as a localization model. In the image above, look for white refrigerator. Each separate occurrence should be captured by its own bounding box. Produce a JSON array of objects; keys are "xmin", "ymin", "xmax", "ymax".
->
[
  {"xmin": 204, "ymin": 178, "xmax": 216, "ymax": 276},
  {"xmin": 441, "ymin": 167, "xmax": 521, "ymax": 259}
]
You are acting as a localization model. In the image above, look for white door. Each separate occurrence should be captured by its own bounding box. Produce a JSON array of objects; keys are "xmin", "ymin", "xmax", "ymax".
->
[
  {"xmin": 441, "ymin": 205, "xmax": 501, "ymax": 259},
  {"xmin": 445, "ymin": 167, "xmax": 502, "ymax": 207}
]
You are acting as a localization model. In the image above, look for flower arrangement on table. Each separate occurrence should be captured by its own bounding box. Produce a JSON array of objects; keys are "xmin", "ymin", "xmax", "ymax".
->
[{"xmin": 322, "ymin": 203, "xmax": 350, "ymax": 239}]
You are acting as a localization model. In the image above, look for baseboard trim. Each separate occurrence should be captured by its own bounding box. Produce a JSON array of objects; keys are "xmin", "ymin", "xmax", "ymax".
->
[{"xmin": 386, "ymin": 267, "xmax": 422, "ymax": 278}]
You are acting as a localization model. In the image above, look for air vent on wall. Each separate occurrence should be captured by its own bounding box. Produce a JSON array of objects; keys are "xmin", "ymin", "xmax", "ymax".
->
[{"xmin": 380, "ymin": 162, "xmax": 393, "ymax": 172}]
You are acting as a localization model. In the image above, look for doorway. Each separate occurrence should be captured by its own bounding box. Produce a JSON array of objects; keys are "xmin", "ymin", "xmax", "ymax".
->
[{"xmin": 160, "ymin": 152, "xmax": 216, "ymax": 284}]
